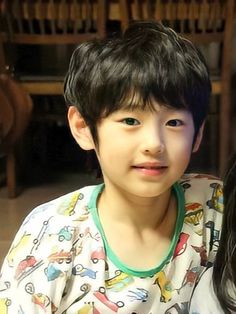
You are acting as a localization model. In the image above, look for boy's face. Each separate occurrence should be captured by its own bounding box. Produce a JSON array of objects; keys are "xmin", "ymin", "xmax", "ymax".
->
[{"xmin": 69, "ymin": 102, "xmax": 203, "ymax": 199}]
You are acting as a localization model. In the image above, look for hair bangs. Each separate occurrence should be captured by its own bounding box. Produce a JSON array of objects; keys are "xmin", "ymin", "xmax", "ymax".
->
[{"xmin": 97, "ymin": 56, "xmax": 189, "ymax": 118}]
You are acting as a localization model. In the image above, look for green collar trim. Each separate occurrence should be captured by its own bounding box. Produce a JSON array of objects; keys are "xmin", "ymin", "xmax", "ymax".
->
[{"xmin": 88, "ymin": 182, "xmax": 185, "ymax": 277}]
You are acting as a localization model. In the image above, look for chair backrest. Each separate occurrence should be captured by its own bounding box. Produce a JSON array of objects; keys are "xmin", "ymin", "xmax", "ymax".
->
[
  {"xmin": 0, "ymin": 74, "xmax": 33, "ymax": 149},
  {"xmin": 0, "ymin": 78, "xmax": 14, "ymax": 141},
  {"xmin": 119, "ymin": 0, "xmax": 234, "ymax": 44},
  {"xmin": 0, "ymin": 0, "xmax": 107, "ymax": 75},
  {"xmin": 0, "ymin": 0, "xmax": 107, "ymax": 44},
  {"xmin": 118, "ymin": 0, "xmax": 235, "ymax": 89}
]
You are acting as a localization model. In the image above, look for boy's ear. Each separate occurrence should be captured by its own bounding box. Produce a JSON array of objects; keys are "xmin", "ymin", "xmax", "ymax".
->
[
  {"xmin": 67, "ymin": 106, "xmax": 95, "ymax": 150},
  {"xmin": 192, "ymin": 122, "xmax": 205, "ymax": 153}
]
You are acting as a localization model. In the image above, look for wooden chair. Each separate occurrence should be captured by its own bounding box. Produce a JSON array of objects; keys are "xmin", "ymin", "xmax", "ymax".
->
[
  {"xmin": 118, "ymin": 0, "xmax": 235, "ymax": 176},
  {"xmin": 0, "ymin": 0, "xmax": 107, "ymax": 191},
  {"xmin": 0, "ymin": 74, "xmax": 33, "ymax": 198},
  {"xmin": 0, "ymin": 0, "xmax": 107, "ymax": 95}
]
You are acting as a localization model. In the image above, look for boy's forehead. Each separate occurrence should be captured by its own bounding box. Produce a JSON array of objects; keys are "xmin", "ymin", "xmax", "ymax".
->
[{"xmin": 118, "ymin": 95, "xmax": 188, "ymax": 114}]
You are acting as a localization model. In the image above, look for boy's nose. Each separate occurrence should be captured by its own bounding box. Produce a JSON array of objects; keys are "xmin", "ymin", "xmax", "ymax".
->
[{"xmin": 141, "ymin": 128, "xmax": 165, "ymax": 155}]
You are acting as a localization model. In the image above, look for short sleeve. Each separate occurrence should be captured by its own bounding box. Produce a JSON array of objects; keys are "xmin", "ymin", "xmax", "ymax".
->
[{"xmin": 0, "ymin": 200, "xmax": 75, "ymax": 313}]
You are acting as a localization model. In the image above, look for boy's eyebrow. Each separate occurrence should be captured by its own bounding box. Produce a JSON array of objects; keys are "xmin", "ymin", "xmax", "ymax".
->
[
  {"xmin": 115, "ymin": 105, "xmax": 188, "ymax": 115},
  {"xmin": 162, "ymin": 106, "xmax": 189, "ymax": 113}
]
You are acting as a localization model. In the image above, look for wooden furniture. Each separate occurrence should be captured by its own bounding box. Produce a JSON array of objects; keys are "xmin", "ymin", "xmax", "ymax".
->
[
  {"xmin": 0, "ymin": 0, "xmax": 107, "ymax": 95},
  {"xmin": 118, "ymin": 0, "xmax": 235, "ymax": 176},
  {"xmin": 0, "ymin": 74, "xmax": 32, "ymax": 198},
  {"xmin": 0, "ymin": 0, "xmax": 108, "ymax": 193}
]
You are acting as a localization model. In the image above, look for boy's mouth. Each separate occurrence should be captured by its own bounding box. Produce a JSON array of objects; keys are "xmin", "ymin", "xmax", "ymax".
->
[
  {"xmin": 133, "ymin": 162, "xmax": 167, "ymax": 169},
  {"xmin": 132, "ymin": 163, "xmax": 168, "ymax": 176}
]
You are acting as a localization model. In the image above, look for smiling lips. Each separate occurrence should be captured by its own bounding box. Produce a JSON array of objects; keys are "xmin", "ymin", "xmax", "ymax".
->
[{"xmin": 132, "ymin": 163, "xmax": 167, "ymax": 176}]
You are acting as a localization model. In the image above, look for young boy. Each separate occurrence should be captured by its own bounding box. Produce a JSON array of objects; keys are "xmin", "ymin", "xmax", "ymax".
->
[{"xmin": 0, "ymin": 21, "xmax": 223, "ymax": 313}]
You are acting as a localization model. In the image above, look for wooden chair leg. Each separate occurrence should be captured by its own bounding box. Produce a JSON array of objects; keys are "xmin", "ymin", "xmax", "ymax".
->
[
  {"xmin": 6, "ymin": 149, "xmax": 16, "ymax": 198},
  {"xmin": 219, "ymin": 90, "xmax": 231, "ymax": 177},
  {"xmin": 119, "ymin": 0, "xmax": 130, "ymax": 31}
]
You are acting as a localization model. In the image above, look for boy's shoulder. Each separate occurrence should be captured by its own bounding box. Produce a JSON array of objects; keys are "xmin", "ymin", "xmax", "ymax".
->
[
  {"xmin": 22, "ymin": 184, "xmax": 99, "ymax": 226},
  {"xmin": 179, "ymin": 173, "xmax": 222, "ymax": 184},
  {"xmin": 179, "ymin": 174, "xmax": 223, "ymax": 263},
  {"xmin": 178, "ymin": 173, "xmax": 223, "ymax": 231},
  {"xmin": 178, "ymin": 173, "xmax": 223, "ymax": 212},
  {"xmin": 2, "ymin": 185, "xmax": 101, "ymax": 275},
  {"xmin": 179, "ymin": 173, "xmax": 222, "ymax": 193}
]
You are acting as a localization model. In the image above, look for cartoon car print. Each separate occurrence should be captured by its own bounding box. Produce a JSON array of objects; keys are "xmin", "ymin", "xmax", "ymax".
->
[
  {"xmin": 44, "ymin": 263, "xmax": 63, "ymax": 281},
  {"xmin": 94, "ymin": 287, "xmax": 124, "ymax": 312},
  {"xmin": 32, "ymin": 293, "xmax": 50, "ymax": 311},
  {"xmin": 184, "ymin": 203, "xmax": 203, "ymax": 226},
  {"xmin": 128, "ymin": 288, "xmax": 148, "ymax": 302},
  {"xmin": 7, "ymin": 233, "xmax": 31, "ymax": 266},
  {"xmin": 25, "ymin": 283, "xmax": 51, "ymax": 311},
  {"xmin": 105, "ymin": 270, "xmax": 134, "ymax": 292},
  {"xmin": 58, "ymin": 192, "xmax": 84, "ymax": 216},
  {"xmin": 205, "ymin": 220, "xmax": 220, "ymax": 252},
  {"xmin": 180, "ymin": 181, "xmax": 191, "ymax": 190},
  {"xmin": 153, "ymin": 271, "xmax": 172, "ymax": 303},
  {"xmin": 91, "ymin": 247, "xmax": 106, "ymax": 263},
  {"xmin": 25, "ymin": 282, "xmax": 58, "ymax": 312},
  {"xmin": 77, "ymin": 302, "xmax": 101, "ymax": 314},
  {"xmin": 182, "ymin": 265, "xmax": 202, "ymax": 287},
  {"xmin": 91, "ymin": 247, "xmax": 109, "ymax": 271},
  {"xmin": 173, "ymin": 232, "xmax": 190, "ymax": 259},
  {"xmin": 15, "ymin": 255, "xmax": 37, "ymax": 279},
  {"xmin": 48, "ymin": 250, "xmax": 72, "ymax": 264},
  {"xmin": 0, "ymin": 298, "xmax": 11, "ymax": 314},
  {"xmin": 58, "ymin": 226, "xmax": 73, "ymax": 242},
  {"xmin": 191, "ymin": 245, "xmax": 208, "ymax": 266},
  {"xmin": 176, "ymin": 261, "xmax": 202, "ymax": 293},
  {"xmin": 75, "ymin": 205, "xmax": 90, "ymax": 222},
  {"xmin": 31, "ymin": 217, "xmax": 52, "ymax": 252},
  {"xmin": 79, "ymin": 227, "xmax": 100, "ymax": 242},
  {"xmin": 72, "ymin": 264, "xmax": 97, "ymax": 279},
  {"xmin": 206, "ymin": 182, "xmax": 223, "ymax": 213}
]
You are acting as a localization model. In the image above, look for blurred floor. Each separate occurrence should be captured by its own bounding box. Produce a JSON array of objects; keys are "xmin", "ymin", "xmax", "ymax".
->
[{"xmin": 0, "ymin": 170, "xmax": 101, "ymax": 267}]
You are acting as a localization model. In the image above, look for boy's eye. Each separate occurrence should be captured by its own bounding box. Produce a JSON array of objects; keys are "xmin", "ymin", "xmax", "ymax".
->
[
  {"xmin": 166, "ymin": 119, "xmax": 183, "ymax": 127},
  {"xmin": 122, "ymin": 118, "xmax": 140, "ymax": 126}
]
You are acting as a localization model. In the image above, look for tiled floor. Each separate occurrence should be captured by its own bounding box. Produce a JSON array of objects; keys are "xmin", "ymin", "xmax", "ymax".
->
[{"xmin": 0, "ymin": 170, "xmax": 101, "ymax": 267}]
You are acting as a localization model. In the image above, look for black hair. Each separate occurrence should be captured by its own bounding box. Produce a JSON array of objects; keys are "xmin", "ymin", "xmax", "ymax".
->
[
  {"xmin": 213, "ymin": 153, "xmax": 236, "ymax": 313},
  {"xmin": 64, "ymin": 20, "xmax": 211, "ymax": 145}
]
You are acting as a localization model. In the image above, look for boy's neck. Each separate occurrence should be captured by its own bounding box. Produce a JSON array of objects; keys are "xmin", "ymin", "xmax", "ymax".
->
[
  {"xmin": 97, "ymin": 183, "xmax": 177, "ymax": 269},
  {"xmin": 97, "ymin": 183, "xmax": 174, "ymax": 231}
]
